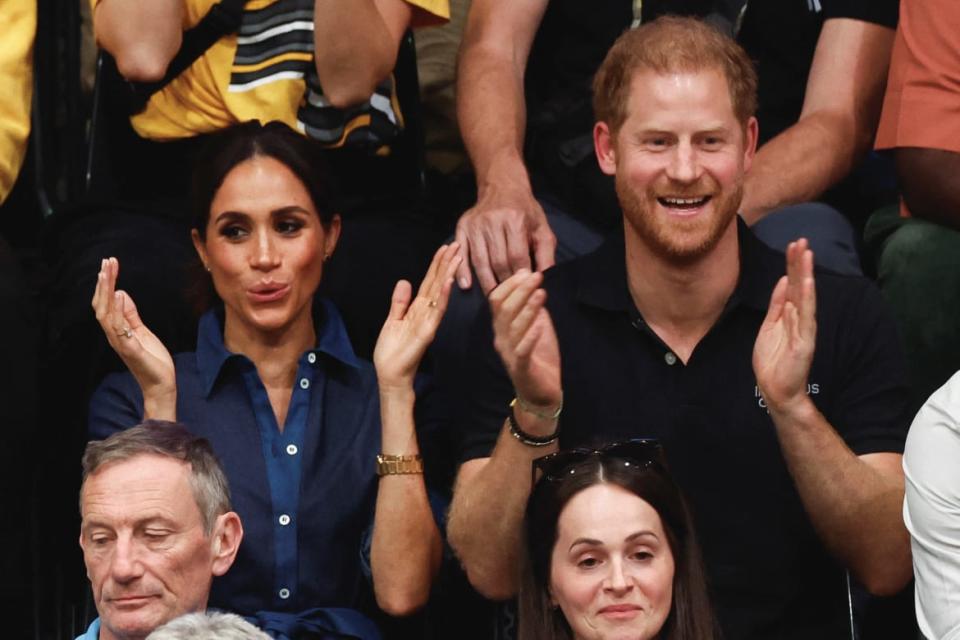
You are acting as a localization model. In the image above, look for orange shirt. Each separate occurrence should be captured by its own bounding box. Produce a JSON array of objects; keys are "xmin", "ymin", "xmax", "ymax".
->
[{"xmin": 875, "ymin": 0, "xmax": 960, "ymax": 216}]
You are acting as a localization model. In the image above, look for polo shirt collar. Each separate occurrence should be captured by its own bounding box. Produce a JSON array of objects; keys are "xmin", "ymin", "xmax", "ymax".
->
[
  {"xmin": 195, "ymin": 298, "xmax": 362, "ymax": 397},
  {"xmin": 576, "ymin": 217, "xmax": 784, "ymax": 315}
]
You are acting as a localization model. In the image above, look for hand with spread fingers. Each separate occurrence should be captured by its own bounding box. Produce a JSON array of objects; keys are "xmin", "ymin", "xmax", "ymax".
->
[
  {"xmin": 454, "ymin": 181, "xmax": 557, "ymax": 295},
  {"xmin": 489, "ymin": 269, "xmax": 562, "ymax": 422},
  {"xmin": 91, "ymin": 257, "xmax": 176, "ymax": 420},
  {"xmin": 374, "ymin": 243, "xmax": 462, "ymax": 391},
  {"xmin": 753, "ymin": 239, "xmax": 818, "ymax": 416}
]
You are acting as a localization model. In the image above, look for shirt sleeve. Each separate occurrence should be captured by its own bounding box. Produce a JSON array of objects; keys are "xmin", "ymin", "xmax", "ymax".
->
[
  {"xmin": 0, "ymin": 0, "xmax": 35, "ymax": 206},
  {"xmin": 875, "ymin": 0, "xmax": 960, "ymax": 153},
  {"xmin": 88, "ymin": 372, "xmax": 146, "ymax": 440},
  {"xmin": 903, "ymin": 372, "xmax": 960, "ymax": 640},
  {"xmin": 824, "ymin": 0, "xmax": 897, "ymax": 29},
  {"xmin": 456, "ymin": 301, "xmax": 513, "ymax": 464},
  {"xmin": 830, "ymin": 278, "xmax": 912, "ymax": 455}
]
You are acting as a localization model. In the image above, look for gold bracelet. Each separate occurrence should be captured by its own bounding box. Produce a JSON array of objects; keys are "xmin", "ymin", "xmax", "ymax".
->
[
  {"xmin": 376, "ymin": 453, "xmax": 424, "ymax": 476},
  {"xmin": 511, "ymin": 393, "xmax": 563, "ymax": 421}
]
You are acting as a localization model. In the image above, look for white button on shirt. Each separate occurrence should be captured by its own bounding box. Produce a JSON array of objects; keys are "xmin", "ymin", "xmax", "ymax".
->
[
  {"xmin": 299, "ymin": 378, "xmax": 310, "ymax": 389},
  {"xmin": 286, "ymin": 444, "xmax": 298, "ymax": 456},
  {"xmin": 279, "ymin": 588, "xmax": 290, "ymax": 599},
  {"xmin": 664, "ymin": 352, "xmax": 678, "ymax": 366},
  {"xmin": 307, "ymin": 353, "xmax": 317, "ymax": 364},
  {"xmin": 279, "ymin": 514, "xmax": 291, "ymax": 526}
]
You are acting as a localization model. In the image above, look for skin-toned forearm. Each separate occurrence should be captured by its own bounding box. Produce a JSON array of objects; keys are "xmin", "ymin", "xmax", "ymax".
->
[
  {"xmin": 768, "ymin": 397, "xmax": 912, "ymax": 595},
  {"xmin": 457, "ymin": 0, "xmax": 546, "ymax": 192},
  {"xmin": 371, "ymin": 387, "xmax": 442, "ymax": 616},
  {"xmin": 93, "ymin": 0, "xmax": 183, "ymax": 82},
  {"xmin": 312, "ymin": 0, "xmax": 410, "ymax": 109},
  {"xmin": 896, "ymin": 148, "xmax": 960, "ymax": 231},
  {"xmin": 142, "ymin": 388, "xmax": 177, "ymax": 422},
  {"xmin": 447, "ymin": 416, "xmax": 558, "ymax": 600},
  {"xmin": 740, "ymin": 111, "xmax": 867, "ymax": 223},
  {"xmin": 457, "ymin": 41, "xmax": 530, "ymax": 192},
  {"xmin": 741, "ymin": 19, "xmax": 893, "ymax": 223}
]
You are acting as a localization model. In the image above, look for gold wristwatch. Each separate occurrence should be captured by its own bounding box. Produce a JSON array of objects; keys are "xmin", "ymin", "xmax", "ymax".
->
[{"xmin": 376, "ymin": 453, "xmax": 424, "ymax": 476}]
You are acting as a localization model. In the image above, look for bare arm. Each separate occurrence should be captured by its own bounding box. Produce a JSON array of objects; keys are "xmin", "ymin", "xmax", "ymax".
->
[
  {"xmin": 370, "ymin": 245, "xmax": 460, "ymax": 614},
  {"xmin": 754, "ymin": 241, "xmax": 911, "ymax": 595},
  {"xmin": 740, "ymin": 19, "xmax": 895, "ymax": 223},
  {"xmin": 312, "ymin": 0, "xmax": 417, "ymax": 108},
  {"xmin": 454, "ymin": 0, "xmax": 555, "ymax": 293},
  {"xmin": 92, "ymin": 258, "xmax": 177, "ymax": 421},
  {"xmin": 371, "ymin": 387, "xmax": 443, "ymax": 615},
  {"xmin": 92, "ymin": 0, "xmax": 184, "ymax": 82},
  {"xmin": 447, "ymin": 270, "xmax": 561, "ymax": 598}
]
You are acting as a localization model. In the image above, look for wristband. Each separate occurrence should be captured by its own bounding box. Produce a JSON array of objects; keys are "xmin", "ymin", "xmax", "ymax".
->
[
  {"xmin": 511, "ymin": 393, "xmax": 563, "ymax": 421},
  {"xmin": 376, "ymin": 454, "xmax": 424, "ymax": 476},
  {"xmin": 508, "ymin": 406, "xmax": 559, "ymax": 447}
]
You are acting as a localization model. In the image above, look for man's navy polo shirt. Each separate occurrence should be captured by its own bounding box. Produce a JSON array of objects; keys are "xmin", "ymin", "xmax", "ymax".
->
[
  {"xmin": 89, "ymin": 299, "xmax": 380, "ymax": 618},
  {"xmin": 459, "ymin": 221, "xmax": 912, "ymax": 640}
]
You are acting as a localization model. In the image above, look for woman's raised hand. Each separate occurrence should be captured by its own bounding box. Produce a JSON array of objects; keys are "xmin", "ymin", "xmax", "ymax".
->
[
  {"xmin": 374, "ymin": 243, "xmax": 462, "ymax": 391},
  {"xmin": 489, "ymin": 269, "xmax": 561, "ymax": 412},
  {"xmin": 92, "ymin": 257, "xmax": 177, "ymax": 420}
]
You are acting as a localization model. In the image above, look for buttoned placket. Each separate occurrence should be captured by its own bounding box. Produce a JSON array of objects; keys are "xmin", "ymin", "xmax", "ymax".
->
[{"xmin": 240, "ymin": 350, "xmax": 324, "ymax": 607}]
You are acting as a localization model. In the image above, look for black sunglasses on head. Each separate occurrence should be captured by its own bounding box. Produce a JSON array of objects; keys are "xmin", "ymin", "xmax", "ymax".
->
[{"xmin": 531, "ymin": 438, "xmax": 666, "ymax": 487}]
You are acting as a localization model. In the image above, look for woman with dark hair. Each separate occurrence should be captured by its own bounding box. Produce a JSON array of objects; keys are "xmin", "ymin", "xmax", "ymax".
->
[
  {"xmin": 89, "ymin": 120, "xmax": 455, "ymax": 636},
  {"xmin": 520, "ymin": 440, "xmax": 719, "ymax": 640}
]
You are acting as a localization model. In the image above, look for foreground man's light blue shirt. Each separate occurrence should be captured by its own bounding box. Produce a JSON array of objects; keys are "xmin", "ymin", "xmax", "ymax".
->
[
  {"xmin": 75, "ymin": 618, "xmax": 99, "ymax": 640},
  {"xmin": 88, "ymin": 300, "xmax": 381, "ymax": 625}
]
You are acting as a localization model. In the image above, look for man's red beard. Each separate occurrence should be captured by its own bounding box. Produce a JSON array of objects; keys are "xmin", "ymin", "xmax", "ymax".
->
[{"xmin": 616, "ymin": 172, "xmax": 744, "ymax": 266}]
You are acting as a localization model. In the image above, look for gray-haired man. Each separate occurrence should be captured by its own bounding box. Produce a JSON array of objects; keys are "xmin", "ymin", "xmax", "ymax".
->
[{"xmin": 76, "ymin": 421, "xmax": 243, "ymax": 640}]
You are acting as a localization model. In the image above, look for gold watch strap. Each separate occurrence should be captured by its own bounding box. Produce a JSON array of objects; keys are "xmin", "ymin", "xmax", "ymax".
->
[{"xmin": 376, "ymin": 453, "xmax": 424, "ymax": 476}]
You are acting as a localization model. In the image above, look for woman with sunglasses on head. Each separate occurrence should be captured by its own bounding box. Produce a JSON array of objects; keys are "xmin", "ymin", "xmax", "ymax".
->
[
  {"xmin": 89, "ymin": 121, "xmax": 456, "ymax": 634},
  {"xmin": 520, "ymin": 441, "xmax": 719, "ymax": 640}
]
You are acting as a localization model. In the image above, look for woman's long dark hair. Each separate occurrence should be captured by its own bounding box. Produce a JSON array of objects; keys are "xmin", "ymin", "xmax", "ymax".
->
[
  {"xmin": 187, "ymin": 120, "xmax": 338, "ymax": 313},
  {"xmin": 519, "ymin": 456, "xmax": 720, "ymax": 640}
]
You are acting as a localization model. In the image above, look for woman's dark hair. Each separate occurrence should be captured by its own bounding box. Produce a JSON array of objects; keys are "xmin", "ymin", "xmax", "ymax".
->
[
  {"xmin": 191, "ymin": 119, "xmax": 337, "ymax": 237},
  {"xmin": 519, "ymin": 455, "xmax": 719, "ymax": 640},
  {"xmin": 188, "ymin": 120, "xmax": 337, "ymax": 312}
]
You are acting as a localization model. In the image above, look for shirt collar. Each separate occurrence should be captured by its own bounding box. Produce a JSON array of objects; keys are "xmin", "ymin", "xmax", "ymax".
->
[
  {"xmin": 576, "ymin": 217, "xmax": 784, "ymax": 315},
  {"xmin": 75, "ymin": 618, "xmax": 100, "ymax": 640},
  {"xmin": 195, "ymin": 298, "xmax": 362, "ymax": 397}
]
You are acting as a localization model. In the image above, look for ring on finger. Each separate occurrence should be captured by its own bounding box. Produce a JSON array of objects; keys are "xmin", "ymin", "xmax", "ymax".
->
[
  {"xmin": 116, "ymin": 327, "xmax": 133, "ymax": 339},
  {"xmin": 428, "ymin": 299, "xmax": 438, "ymax": 308}
]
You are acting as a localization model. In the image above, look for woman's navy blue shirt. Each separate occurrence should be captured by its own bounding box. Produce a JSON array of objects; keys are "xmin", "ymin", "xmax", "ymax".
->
[{"xmin": 88, "ymin": 299, "xmax": 381, "ymax": 617}]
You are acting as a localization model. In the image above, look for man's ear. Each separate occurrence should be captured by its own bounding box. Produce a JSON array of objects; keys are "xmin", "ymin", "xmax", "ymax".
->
[
  {"xmin": 594, "ymin": 121, "xmax": 618, "ymax": 176},
  {"xmin": 210, "ymin": 512, "xmax": 243, "ymax": 576},
  {"xmin": 742, "ymin": 116, "xmax": 759, "ymax": 174}
]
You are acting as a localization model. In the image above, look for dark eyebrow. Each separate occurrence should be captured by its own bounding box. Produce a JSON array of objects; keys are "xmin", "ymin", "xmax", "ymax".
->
[
  {"xmin": 213, "ymin": 210, "xmax": 249, "ymax": 225},
  {"xmin": 568, "ymin": 530, "xmax": 660, "ymax": 552},
  {"xmin": 271, "ymin": 205, "xmax": 312, "ymax": 217},
  {"xmin": 625, "ymin": 531, "xmax": 660, "ymax": 544},
  {"xmin": 569, "ymin": 537, "xmax": 603, "ymax": 551}
]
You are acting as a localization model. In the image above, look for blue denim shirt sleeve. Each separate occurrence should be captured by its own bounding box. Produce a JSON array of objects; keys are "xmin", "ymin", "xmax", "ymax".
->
[{"xmin": 88, "ymin": 370, "xmax": 145, "ymax": 439}]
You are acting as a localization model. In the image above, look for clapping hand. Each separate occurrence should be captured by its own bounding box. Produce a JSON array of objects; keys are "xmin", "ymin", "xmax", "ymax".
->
[
  {"xmin": 374, "ymin": 243, "xmax": 462, "ymax": 391},
  {"xmin": 489, "ymin": 269, "xmax": 561, "ymax": 419},
  {"xmin": 92, "ymin": 257, "xmax": 176, "ymax": 419},
  {"xmin": 753, "ymin": 239, "xmax": 817, "ymax": 416}
]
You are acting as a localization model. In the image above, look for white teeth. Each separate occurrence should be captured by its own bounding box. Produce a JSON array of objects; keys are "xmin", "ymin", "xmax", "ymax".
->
[{"xmin": 661, "ymin": 196, "xmax": 707, "ymax": 206}]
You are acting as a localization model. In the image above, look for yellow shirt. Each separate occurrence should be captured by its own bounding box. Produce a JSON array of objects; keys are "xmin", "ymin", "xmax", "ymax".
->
[
  {"xmin": 91, "ymin": 0, "xmax": 448, "ymax": 145},
  {"xmin": 0, "ymin": 0, "xmax": 36, "ymax": 205}
]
